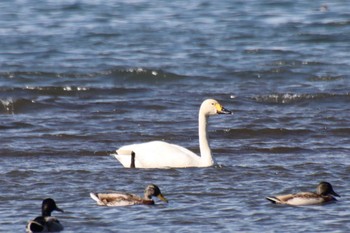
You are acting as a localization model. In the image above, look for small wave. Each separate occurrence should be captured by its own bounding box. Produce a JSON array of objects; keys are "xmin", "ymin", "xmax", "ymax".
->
[
  {"xmin": 252, "ymin": 146, "xmax": 309, "ymax": 154},
  {"xmin": 0, "ymin": 98, "xmax": 34, "ymax": 114},
  {"xmin": 103, "ymin": 67, "xmax": 185, "ymax": 81},
  {"xmin": 0, "ymin": 84, "xmax": 153, "ymax": 114},
  {"xmin": 0, "ymin": 68, "xmax": 183, "ymax": 79},
  {"xmin": 298, "ymin": 32, "xmax": 347, "ymax": 43},
  {"xmin": 252, "ymin": 92, "xmax": 350, "ymax": 104},
  {"xmin": 0, "ymin": 98, "xmax": 52, "ymax": 114},
  {"xmin": 24, "ymin": 86, "xmax": 90, "ymax": 95},
  {"xmin": 223, "ymin": 128, "xmax": 312, "ymax": 138},
  {"xmin": 0, "ymin": 99, "xmax": 15, "ymax": 114},
  {"xmin": 1, "ymin": 85, "xmax": 148, "ymax": 96},
  {"xmin": 309, "ymin": 75, "xmax": 344, "ymax": 82},
  {"xmin": 330, "ymin": 128, "xmax": 350, "ymax": 136},
  {"xmin": 244, "ymin": 48, "xmax": 293, "ymax": 55},
  {"xmin": 267, "ymin": 60, "xmax": 324, "ymax": 67},
  {"xmin": 0, "ymin": 121, "xmax": 33, "ymax": 130},
  {"xmin": 0, "ymin": 149, "xmax": 109, "ymax": 157},
  {"xmin": 0, "ymin": 71, "xmax": 91, "ymax": 80},
  {"xmin": 0, "ymin": 67, "xmax": 184, "ymax": 86}
]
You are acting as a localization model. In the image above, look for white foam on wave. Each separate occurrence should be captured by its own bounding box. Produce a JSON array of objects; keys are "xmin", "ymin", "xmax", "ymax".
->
[{"xmin": 0, "ymin": 98, "xmax": 14, "ymax": 114}]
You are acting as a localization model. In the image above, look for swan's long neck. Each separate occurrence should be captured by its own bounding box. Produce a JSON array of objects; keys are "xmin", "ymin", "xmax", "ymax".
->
[{"xmin": 198, "ymin": 111, "xmax": 214, "ymax": 166}]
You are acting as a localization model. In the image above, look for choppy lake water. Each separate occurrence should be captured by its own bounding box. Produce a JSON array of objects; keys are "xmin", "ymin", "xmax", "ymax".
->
[{"xmin": 1, "ymin": 0, "xmax": 350, "ymax": 232}]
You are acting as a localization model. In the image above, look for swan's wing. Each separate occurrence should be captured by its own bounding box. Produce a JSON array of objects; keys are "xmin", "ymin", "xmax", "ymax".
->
[{"xmin": 115, "ymin": 141, "xmax": 201, "ymax": 168}]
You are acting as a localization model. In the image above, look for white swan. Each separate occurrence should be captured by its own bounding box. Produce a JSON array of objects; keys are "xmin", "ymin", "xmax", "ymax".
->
[{"xmin": 111, "ymin": 99, "xmax": 232, "ymax": 168}]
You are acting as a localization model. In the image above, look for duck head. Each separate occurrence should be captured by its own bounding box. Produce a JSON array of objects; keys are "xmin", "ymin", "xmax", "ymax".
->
[
  {"xmin": 42, "ymin": 198, "xmax": 64, "ymax": 217},
  {"xmin": 316, "ymin": 182, "xmax": 340, "ymax": 197},
  {"xmin": 144, "ymin": 184, "xmax": 168, "ymax": 203}
]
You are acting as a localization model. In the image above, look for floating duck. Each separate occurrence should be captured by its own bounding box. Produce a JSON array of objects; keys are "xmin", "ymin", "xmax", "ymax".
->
[
  {"xmin": 112, "ymin": 99, "xmax": 232, "ymax": 168},
  {"xmin": 26, "ymin": 198, "xmax": 64, "ymax": 233},
  {"xmin": 90, "ymin": 184, "xmax": 168, "ymax": 206},
  {"xmin": 266, "ymin": 181, "xmax": 340, "ymax": 206}
]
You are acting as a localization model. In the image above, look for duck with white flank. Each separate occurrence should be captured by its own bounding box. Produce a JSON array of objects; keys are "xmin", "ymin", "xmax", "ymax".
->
[
  {"xmin": 26, "ymin": 198, "xmax": 64, "ymax": 233},
  {"xmin": 266, "ymin": 181, "xmax": 340, "ymax": 206},
  {"xmin": 112, "ymin": 99, "xmax": 232, "ymax": 168},
  {"xmin": 90, "ymin": 184, "xmax": 168, "ymax": 206}
]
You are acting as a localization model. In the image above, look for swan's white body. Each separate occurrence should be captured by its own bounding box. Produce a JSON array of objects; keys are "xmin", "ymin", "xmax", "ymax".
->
[
  {"xmin": 114, "ymin": 141, "xmax": 209, "ymax": 168},
  {"xmin": 112, "ymin": 99, "xmax": 231, "ymax": 168}
]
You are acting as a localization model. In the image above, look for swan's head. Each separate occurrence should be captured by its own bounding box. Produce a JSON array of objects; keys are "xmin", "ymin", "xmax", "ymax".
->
[
  {"xmin": 144, "ymin": 184, "xmax": 168, "ymax": 203},
  {"xmin": 200, "ymin": 99, "xmax": 232, "ymax": 116}
]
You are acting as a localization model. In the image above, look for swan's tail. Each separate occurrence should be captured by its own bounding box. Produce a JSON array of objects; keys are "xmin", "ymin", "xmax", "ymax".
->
[
  {"xmin": 116, "ymin": 149, "xmax": 134, "ymax": 156},
  {"xmin": 114, "ymin": 150, "xmax": 136, "ymax": 168}
]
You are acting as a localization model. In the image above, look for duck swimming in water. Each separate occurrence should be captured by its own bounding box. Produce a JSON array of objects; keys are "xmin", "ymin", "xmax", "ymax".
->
[
  {"xmin": 26, "ymin": 198, "xmax": 64, "ymax": 233},
  {"xmin": 266, "ymin": 181, "xmax": 340, "ymax": 206},
  {"xmin": 90, "ymin": 184, "xmax": 168, "ymax": 206},
  {"xmin": 112, "ymin": 99, "xmax": 232, "ymax": 168}
]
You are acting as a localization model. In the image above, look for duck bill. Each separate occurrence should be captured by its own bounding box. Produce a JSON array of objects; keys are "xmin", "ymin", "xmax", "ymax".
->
[
  {"xmin": 55, "ymin": 207, "xmax": 64, "ymax": 213},
  {"xmin": 331, "ymin": 190, "xmax": 340, "ymax": 197},
  {"xmin": 218, "ymin": 107, "xmax": 232, "ymax": 115},
  {"xmin": 157, "ymin": 194, "xmax": 168, "ymax": 203}
]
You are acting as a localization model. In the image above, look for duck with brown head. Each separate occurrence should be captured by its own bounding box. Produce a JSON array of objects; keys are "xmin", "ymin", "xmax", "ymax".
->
[
  {"xmin": 266, "ymin": 181, "xmax": 340, "ymax": 206},
  {"xmin": 90, "ymin": 184, "xmax": 168, "ymax": 206}
]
